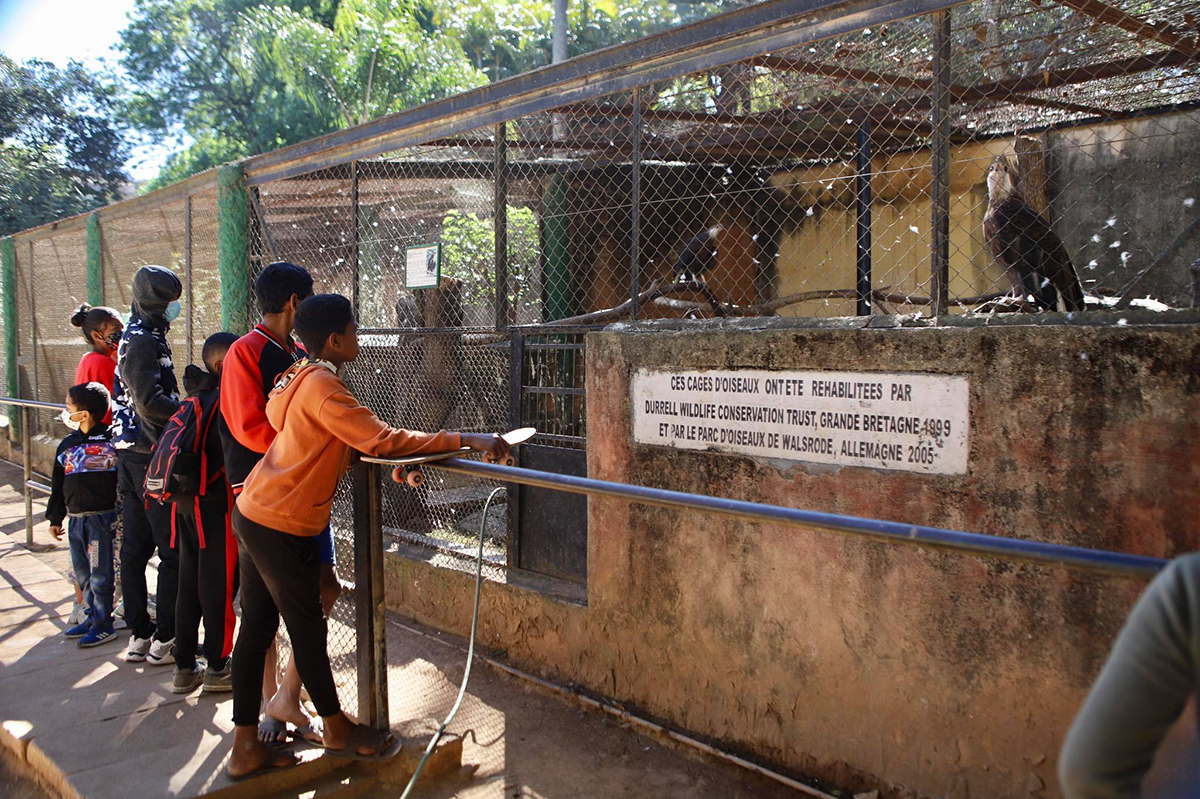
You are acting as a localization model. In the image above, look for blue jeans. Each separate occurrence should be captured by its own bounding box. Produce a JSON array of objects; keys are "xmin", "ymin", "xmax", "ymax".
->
[{"xmin": 68, "ymin": 512, "xmax": 118, "ymax": 633}]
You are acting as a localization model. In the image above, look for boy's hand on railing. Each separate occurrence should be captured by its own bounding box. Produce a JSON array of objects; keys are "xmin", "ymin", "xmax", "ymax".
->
[
  {"xmin": 461, "ymin": 433, "xmax": 512, "ymax": 465},
  {"xmin": 49, "ymin": 525, "xmax": 63, "ymax": 541}
]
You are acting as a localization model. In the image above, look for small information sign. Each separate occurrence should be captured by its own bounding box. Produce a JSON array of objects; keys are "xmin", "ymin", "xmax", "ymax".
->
[
  {"xmin": 404, "ymin": 243, "xmax": 441, "ymax": 289},
  {"xmin": 632, "ymin": 368, "xmax": 969, "ymax": 475}
]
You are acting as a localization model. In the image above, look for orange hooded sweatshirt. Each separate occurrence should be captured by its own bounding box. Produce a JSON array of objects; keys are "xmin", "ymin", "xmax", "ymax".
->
[{"xmin": 236, "ymin": 359, "xmax": 460, "ymax": 536}]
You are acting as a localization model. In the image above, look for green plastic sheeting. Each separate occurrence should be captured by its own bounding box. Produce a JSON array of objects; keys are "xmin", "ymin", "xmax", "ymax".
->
[
  {"xmin": 1, "ymin": 238, "xmax": 17, "ymax": 436},
  {"xmin": 218, "ymin": 164, "xmax": 250, "ymax": 334},
  {"xmin": 86, "ymin": 212, "xmax": 103, "ymax": 305}
]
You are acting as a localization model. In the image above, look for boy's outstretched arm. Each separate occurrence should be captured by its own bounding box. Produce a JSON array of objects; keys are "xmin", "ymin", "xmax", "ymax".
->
[{"xmin": 317, "ymin": 386, "xmax": 510, "ymax": 462}]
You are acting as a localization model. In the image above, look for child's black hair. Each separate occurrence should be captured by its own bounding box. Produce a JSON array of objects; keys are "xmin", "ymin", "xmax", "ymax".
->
[
  {"xmin": 68, "ymin": 382, "xmax": 111, "ymax": 422},
  {"xmin": 255, "ymin": 262, "xmax": 314, "ymax": 314},
  {"xmin": 295, "ymin": 294, "xmax": 354, "ymax": 357},
  {"xmin": 202, "ymin": 332, "xmax": 239, "ymax": 372},
  {"xmin": 70, "ymin": 304, "xmax": 121, "ymax": 344}
]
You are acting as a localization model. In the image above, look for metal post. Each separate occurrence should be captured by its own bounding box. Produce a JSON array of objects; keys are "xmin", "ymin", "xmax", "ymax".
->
[
  {"xmin": 352, "ymin": 460, "xmax": 389, "ymax": 730},
  {"xmin": 350, "ymin": 161, "xmax": 360, "ymax": 317},
  {"xmin": 494, "ymin": 123, "xmax": 509, "ymax": 330},
  {"xmin": 855, "ymin": 120, "xmax": 873, "ymax": 316},
  {"xmin": 930, "ymin": 10, "xmax": 952, "ymax": 318},
  {"xmin": 21, "ymin": 405, "xmax": 31, "ymax": 545},
  {"xmin": 184, "ymin": 195, "xmax": 194, "ymax": 362},
  {"xmin": 27, "ymin": 241, "xmax": 36, "ymax": 418},
  {"xmin": 507, "ymin": 331, "xmax": 524, "ymax": 569},
  {"xmin": 630, "ymin": 96, "xmax": 642, "ymax": 320}
]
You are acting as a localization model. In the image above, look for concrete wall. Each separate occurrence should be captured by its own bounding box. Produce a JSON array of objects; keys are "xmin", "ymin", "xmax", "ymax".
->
[{"xmin": 381, "ymin": 314, "xmax": 1200, "ymax": 798}]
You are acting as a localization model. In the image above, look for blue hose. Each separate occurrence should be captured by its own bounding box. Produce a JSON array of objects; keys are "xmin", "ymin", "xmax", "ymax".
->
[{"xmin": 399, "ymin": 487, "xmax": 504, "ymax": 799}]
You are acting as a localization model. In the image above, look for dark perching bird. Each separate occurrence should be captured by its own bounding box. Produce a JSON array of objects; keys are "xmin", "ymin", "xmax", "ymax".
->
[
  {"xmin": 984, "ymin": 156, "xmax": 1085, "ymax": 312},
  {"xmin": 673, "ymin": 225, "xmax": 724, "ymax": 283}
]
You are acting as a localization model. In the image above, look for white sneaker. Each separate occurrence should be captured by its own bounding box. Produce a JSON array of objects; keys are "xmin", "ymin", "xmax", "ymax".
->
[
  {"xmin": 125, "ymin": 634, "xmax": 153, "ymax": 663},
  {"xmin": 68, "ymin": 602, "xmax": 87, "ymax": 626},
  {"xmin": 146, "ymin": 637, "xmax": 175, "ymax": 666}
]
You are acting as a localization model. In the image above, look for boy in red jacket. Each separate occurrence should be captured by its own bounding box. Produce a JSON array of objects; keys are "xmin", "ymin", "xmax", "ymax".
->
[{"xmin": 226, "ymin": 294, "xmax": 508, "ymax": 777}]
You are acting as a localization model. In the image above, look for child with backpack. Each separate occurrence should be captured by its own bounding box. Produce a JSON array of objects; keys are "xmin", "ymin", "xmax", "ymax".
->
[
  {"xmin": 226, "ymin": 294, "xmax": 510, "ymax": 778},
  {"xmin": 145, "ymin": 332, "xmax": 240, "ymax": 694},
  {"xmin": 47, "ymin": 382, "xmax": 119, "ymax": 648}
]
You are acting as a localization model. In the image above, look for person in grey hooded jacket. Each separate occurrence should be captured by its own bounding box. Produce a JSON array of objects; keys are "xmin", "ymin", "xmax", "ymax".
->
[{"xmin": 111, "ymin": 265, "xmax": 183, "ymax": 666}]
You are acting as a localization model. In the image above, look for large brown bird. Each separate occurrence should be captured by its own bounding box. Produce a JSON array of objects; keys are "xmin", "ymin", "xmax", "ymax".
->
[
  {"xmin": 673, "ymin": 225, "xmax": 724, "ymax": 283},
  {"xmin": 983, "ymin": 156, "xmax": 1084, "ymax": 312}
]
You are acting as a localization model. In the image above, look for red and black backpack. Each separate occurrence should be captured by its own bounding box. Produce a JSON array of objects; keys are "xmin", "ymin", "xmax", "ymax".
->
[{"xmin": 144, "ymin": 389, "xmax": 223, "ymax": 504}]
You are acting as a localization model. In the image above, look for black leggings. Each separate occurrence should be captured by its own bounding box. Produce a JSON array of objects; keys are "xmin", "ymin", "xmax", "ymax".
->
[
  {"xmin": 230, "ymin": 505, "xmax": 340, "ymax": 726},
  {"xmin": 174, "ymin": 496, "xmax": 238, "ymax": 671}
]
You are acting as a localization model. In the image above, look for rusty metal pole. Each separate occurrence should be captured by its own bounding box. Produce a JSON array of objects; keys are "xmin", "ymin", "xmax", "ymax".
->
[
  {"xmin": 353, "ymin": 460, "xmax": 389, "ymax": 729},
  {"xmin": 930, "ymin": 9, "xmax": 952, "ymax": 318},
  {"xmin": 495, "ymin": 123, "xmax": 509, "ymax": 330},
  {"xmin": 855, "ymin": 119, "xmax": 873, "ymax": 316},
  {"xmin": 630, "ymin": 97, "xmax": 642, "ymax": 320}
]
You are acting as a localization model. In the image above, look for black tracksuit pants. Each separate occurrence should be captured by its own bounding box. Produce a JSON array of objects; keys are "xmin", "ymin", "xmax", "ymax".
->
[
  {"xmin": 230, "ymin": 504, "xmax": 340, "ymax": 726},
  {"xmin": 118, "ymin": 453, "xmax": 177, "ymax": 642},
  {"xmin": 173, "ymin": 495, "xmax": 238, "ymax": 671}
]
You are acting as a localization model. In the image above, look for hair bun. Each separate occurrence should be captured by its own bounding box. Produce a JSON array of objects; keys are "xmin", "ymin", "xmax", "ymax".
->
[{"xmin": 70, "ymin": 304, "xmax": 92, "ymax": 327}]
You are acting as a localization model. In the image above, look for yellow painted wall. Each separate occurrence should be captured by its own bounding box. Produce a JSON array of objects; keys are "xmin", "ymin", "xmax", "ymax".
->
[{"xmin": 774, "ymin": 140, "xmax": 1015, "ymax": 317}]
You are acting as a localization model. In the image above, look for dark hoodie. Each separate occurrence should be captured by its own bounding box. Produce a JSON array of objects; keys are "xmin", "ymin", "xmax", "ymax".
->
[{"xmin": 111, "ymin": 266, "xmax": 182, "ymax": 454}]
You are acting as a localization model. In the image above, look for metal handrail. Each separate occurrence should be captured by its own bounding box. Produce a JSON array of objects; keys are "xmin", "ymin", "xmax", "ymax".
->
[
  {"xmin": 361, "ymin": 456, "xmax": 1167, "ymax": 579},
  {"xmin": 0, "ymin": 396, "xmax": 66, "ymax": 544},
  {"xmin": 1, "ymin": 398, "xmax": 68, "ymax": 411}
]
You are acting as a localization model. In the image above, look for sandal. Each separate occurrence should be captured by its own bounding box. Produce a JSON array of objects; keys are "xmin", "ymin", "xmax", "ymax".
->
[
  {"xmin": 293, "ymin": 718, "xmax": 325, "ymax": 747},
  {"xmin": 324, "ymin": 723, "xmax": 402, "ymax": 761},
  {"xmin": 257, "ymin": 717, "xmax": 290, "ymax": 749},
  {"xmin": 226, "ymin": 746, "xmax": 298, "ymax": 781}
]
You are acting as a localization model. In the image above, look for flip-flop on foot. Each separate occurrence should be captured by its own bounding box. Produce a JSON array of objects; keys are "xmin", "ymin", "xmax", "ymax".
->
[
  {"xmin": 226, "ymin": 746, "xmax": 298, "ymax": 781},
  {"xmin": 293, "ymin": 717, "xmax": 325, "ymax": 747},
  {"xmin": 257, "ymin": 717, "xmax": 290, "ymax": 749},
  {"xmin": 324, "ymin": 723, "xmax": 402, "ymax": 761}
]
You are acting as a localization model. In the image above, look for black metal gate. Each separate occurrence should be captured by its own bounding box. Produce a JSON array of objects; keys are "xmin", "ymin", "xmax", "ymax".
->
[{"xmin": 508, "ymin": 328, "xmax": 589, "ymax": 583}]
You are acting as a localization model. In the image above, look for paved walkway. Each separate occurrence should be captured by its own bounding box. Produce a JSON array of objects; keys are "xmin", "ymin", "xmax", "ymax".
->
[{"xmin": 0, "ymin": 460, "xmax": 801, "ymax": 798}]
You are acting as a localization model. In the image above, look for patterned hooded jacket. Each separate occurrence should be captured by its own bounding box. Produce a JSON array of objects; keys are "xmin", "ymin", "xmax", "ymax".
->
[{"xmin": 111, "ymin": 265, "xmax": 182, "ymax": 454}]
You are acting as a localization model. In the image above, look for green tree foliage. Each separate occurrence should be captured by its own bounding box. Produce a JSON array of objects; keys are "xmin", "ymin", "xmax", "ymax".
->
[
  {"xmin": 120, "ymin": 0, "xmax": 342, "ymax": 163},
  {"xmin": 120, "ymin": 0, "xmax": 755, "ymax": 189},
  {"xmin": 239, "ymin": 0, "xmax": 487, "ymax": 128},
  {"xmin": 0, "ymin": 55, "xmax": 129, "ymax": 236},
  {"xmin": 441, "ymin": 206, "xmax": 539, "ymax": 323}
]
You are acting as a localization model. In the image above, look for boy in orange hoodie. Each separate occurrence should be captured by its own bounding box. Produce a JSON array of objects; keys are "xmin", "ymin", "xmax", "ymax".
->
[{"xmin": 227, "ymin": 294, "xmax": 508, "ymax": 777}]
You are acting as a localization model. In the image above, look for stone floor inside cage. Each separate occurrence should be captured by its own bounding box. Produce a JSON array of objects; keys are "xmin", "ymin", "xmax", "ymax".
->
[{"xmin": 0, "ymin": 460, "xmax": 803, "ymax": 799}]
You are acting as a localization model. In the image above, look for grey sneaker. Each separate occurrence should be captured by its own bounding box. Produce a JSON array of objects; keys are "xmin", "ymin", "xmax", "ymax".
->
[
  {"xmin": 124, "ymin": 633, "xmax": 153, "ymax": 663},
  {"xmin": 68, "ymin": 602, "xmax": 87, "ymax": 626},
  {"xmin": 172, "ymin": 664, "xmax": 204, "ymax": 694},
  {"xmin": 202, "ymin": 658, "xmax": 232, "ymax": 693},
  {"xmin": 146, "ymin": 637, "xmax": 176, "ymax": 666}
]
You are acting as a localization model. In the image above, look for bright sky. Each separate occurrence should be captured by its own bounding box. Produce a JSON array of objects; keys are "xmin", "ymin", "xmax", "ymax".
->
[{"xmin": 0, "ymin": 0, "xmax": 174, "ymax": 181}]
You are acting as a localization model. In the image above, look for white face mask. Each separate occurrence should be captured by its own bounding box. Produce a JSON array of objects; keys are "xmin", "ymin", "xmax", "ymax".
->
[{"xmin": 61, "ymin": 409, "xmax": 84, "ymax": 431}]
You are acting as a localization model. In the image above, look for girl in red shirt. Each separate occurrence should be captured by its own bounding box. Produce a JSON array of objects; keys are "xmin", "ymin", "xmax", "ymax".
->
[
  {"xmin": 71, "ymin": 305, "xmax": 123, "ymax": 422},
  {"xmin": 67, "ymin": 304, "xmax": 123, "ymax": 624}
]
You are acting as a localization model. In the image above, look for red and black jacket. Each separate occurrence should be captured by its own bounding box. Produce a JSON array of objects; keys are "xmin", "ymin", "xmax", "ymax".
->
[{"xmin": 217, "ymin": 324, "xmax": 305, "ymax": 492}]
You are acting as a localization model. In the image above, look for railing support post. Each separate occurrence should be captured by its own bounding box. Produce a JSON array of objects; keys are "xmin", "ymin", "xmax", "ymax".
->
[
  {"xmin": 353, "ymin": 460, "xmax": 389, "ymax": 730},
  {"xmin": 21, "ymin": 405, "xmax": 32, "ymax": 545}
]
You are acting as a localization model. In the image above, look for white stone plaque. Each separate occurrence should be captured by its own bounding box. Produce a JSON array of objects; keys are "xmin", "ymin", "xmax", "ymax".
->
[{"xmin": 632, "ymin": 368, "xmax": 969, "ymax": 475}]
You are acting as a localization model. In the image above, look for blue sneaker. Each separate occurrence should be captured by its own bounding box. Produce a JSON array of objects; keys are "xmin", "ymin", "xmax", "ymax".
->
[
  {"xmin": 65, "ymin": 619, "xmax": 93, "ymax": 639},
  {"xmin": 78, "ymin": 629, "xmax": 118, "ymax": 648}
]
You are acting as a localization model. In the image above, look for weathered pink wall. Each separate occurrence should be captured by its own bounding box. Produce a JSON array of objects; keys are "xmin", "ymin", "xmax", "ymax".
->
[{"xmin": 383, "ymin": 316, "xmax": 1200, "ymax": 798}]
